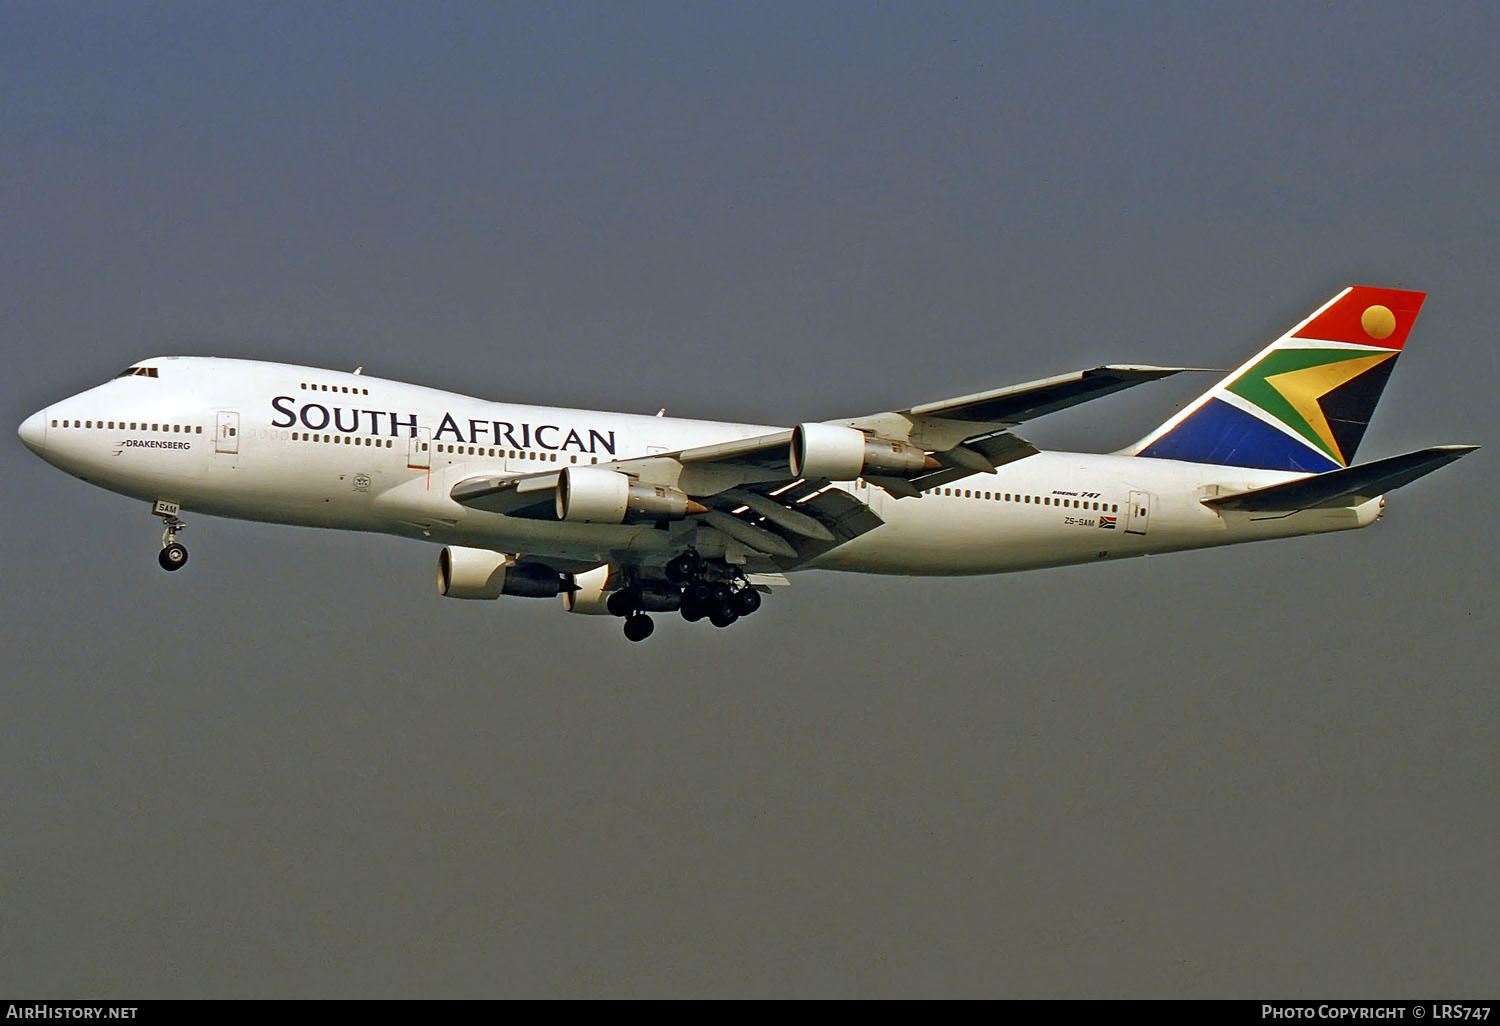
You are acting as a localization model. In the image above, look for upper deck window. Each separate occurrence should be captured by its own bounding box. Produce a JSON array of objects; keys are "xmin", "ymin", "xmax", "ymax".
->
[{"xmin": 115, "ymin": 366, "xmax": 159, "ymax": 379}]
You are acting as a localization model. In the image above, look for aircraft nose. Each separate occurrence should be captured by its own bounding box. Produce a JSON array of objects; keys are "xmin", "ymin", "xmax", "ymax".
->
[{"xmin": 18, "ymin": 408, "xmax": 47, "ymax": 454}]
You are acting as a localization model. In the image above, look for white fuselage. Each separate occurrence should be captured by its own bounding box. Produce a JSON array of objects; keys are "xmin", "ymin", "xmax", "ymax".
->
[{"xmin": 18, "ymin": 356, "xmax": 1380, "ymax": 577}]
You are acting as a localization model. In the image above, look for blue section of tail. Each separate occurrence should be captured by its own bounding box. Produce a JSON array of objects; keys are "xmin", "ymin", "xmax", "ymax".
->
[{"xmin": 1137, "ymin": 398, "xmax": 1340, "ymax": 472}]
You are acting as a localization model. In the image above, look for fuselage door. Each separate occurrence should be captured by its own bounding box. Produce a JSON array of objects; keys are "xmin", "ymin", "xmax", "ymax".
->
[
  {"xmin": 215, "ymin": 411, "xmax": 240, "ymax": 454},
  {"xmin": 407, "ymin": 427, "xmax": 431, "ymax": 470},
  {"xmin": 1126, "ymin": 490, "xmax": 1152, "ymax": 535}
]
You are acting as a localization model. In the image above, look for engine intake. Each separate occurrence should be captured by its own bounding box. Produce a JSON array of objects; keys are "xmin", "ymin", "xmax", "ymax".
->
[
  {"xmin": 791, "ymin": 423, "xmax": 935, "ymax": 480},
  {"xmin": 437, "ymin": 547, "xmax": 563, "ymax": 599},
  {"xmin": 562, "ymin": 565, "xmax": 614, "ymax": 614},
  {"xmin": 556, "ymin": 467, "xmax": 696, "ymax": 523}
]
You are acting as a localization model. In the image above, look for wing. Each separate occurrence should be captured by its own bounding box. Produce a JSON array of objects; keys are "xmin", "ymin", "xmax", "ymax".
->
[
  {"xmin": 451, "ymin": 364, "xmax": 1201, "ymax": 568},
  {"xmin": 835, "ymin": 365, "xmax": 1205, "ymax": 451}
]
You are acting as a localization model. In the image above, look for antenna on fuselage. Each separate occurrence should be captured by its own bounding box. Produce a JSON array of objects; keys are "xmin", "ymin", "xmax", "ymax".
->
[{"xmin": 353, "ymin": 366, "xmax": 364, "ymax": 375}]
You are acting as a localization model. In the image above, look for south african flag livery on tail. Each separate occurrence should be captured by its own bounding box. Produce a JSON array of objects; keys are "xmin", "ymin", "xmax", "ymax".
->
[{"xmin": 1128, "ymin": 287, "xmax": 1424, "ymax": 472}]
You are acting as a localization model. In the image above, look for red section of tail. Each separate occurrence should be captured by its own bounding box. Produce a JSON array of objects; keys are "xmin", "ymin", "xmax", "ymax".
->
[{"xmin": 1293, "ymin": 287, "xmax": 1426, "ymax": 351}]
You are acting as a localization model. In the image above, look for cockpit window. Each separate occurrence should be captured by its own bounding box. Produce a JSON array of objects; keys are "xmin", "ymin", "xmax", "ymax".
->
[{"xmin": 115, "ymin": 367, "xmax": 160, "ymax": 378}]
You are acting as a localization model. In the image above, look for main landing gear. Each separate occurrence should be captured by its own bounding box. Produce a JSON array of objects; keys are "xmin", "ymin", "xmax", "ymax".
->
[
  {"xmin": 610, "ymin": 550, "xmax": 766, "ymax": 642},
  {"xmin": 152, "ymin": 501, "xmax": 188, "ymax": 572}
]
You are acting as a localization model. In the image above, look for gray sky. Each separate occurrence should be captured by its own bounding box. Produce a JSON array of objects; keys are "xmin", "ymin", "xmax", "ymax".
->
[{"xmin": 3, "ymin": 1, "xmax": 1496, "ymax": 998}]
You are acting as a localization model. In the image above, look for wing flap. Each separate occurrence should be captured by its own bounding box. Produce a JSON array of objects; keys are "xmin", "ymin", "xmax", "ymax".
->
[{"xmin": 1205, "ymin": 445, "xmax": 1478, "ymax": 512}]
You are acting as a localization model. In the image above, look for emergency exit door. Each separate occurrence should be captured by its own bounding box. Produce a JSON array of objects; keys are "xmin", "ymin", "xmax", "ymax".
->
[
  {"xmin": 407, "ymin": 428, "xmax": 431, "ymax": 469},
  {"xmin": 1125, "ymin": 490, "xmax": 1152, "ymax": 535},
  {"xmin": 215, "ymin": 411, "xmax": 240, "ymax": 454}
]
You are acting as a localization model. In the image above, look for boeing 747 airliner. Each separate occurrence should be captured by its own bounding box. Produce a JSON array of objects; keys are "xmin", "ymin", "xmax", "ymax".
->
[{"xmin": 17, "ymin": 287, "xmax": 1477, "ymax": 641}]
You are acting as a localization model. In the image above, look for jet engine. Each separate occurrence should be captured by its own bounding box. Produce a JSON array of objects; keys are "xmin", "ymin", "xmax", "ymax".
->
[
  {"xmin": 561, "ymin": 565, "xmax": 614, "ymax": 614},
  {"xmin": 790, "ymin": 423, "xmax": 936, "ymax": 480},
  {"xmin": 555, "ymin": 466, "xmax": 696, "ymax": 524},
  {"xmin": 437, "ymin": 546, "xmax": 564, "ymax": 599}
]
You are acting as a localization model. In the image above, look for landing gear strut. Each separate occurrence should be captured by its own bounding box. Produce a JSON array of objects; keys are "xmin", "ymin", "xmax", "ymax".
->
[
  {"xmin": 153, "ymin": 501, "xmax": 188, "ymax": 572},
  {"xmin": 610, "ymin": 550, "xmax": 768, "ymax": 641},
  {"xmin": 675, "ymin": 554, "xmax": 763, "ymax": 631}
]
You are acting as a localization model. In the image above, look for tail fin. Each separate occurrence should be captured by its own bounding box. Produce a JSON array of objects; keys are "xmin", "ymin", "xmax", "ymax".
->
[{"xmin": 1125, "ymin": 286, "xmax": 1425, "ymax": 471}]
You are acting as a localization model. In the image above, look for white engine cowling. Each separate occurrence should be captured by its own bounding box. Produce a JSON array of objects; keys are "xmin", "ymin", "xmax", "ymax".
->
[
  {"xmin": 791, "ymin": 423, "xmax": 934, "ymax": 480},
  {"xmin": 555, "ymin": 467, "xmax": 693, "ymax": 523},
  {"xmin": 438, "ymin": 546, "xmax": 507, "ymax": 599},
  {"xmin": 561, "ymin": 565, "xmax": 614, "ymax": 615},
  {"xmin": 790, "ymin": 423, "xmax": 867, "ymax": 480},
  {"xmin": 437, "ymin": 547, "xmax": 562, "ymax": 599}
]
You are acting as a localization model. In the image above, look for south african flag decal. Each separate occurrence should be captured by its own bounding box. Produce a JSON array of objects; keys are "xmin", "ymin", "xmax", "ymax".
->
[{"xmin": 1099, "ymin": 516, "xmax": 1117, "ymax": 529}]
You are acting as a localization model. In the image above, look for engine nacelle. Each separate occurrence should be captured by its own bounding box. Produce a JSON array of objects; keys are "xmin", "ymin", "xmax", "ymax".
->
[
  {"xmin": 791, "ymin": 423, "xmax": 934, "ymax": 480},
  {"xmin": 555, "ymin": 467, "xmax": 693, "ymax": 523},
  {"xmin": 562, "ymin": 564, "xmax": 614, "ymax": 615},
  {"xmin": 437, "ymin": 547, "xmax": 563, "ymax": 600}
]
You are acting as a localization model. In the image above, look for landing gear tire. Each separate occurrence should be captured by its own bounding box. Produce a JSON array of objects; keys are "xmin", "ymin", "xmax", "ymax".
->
[
  {"xmin": 680, "ymin": 598, "xmax": 707, "ymax": 622},
  {"xmin": 733, "ymin": 587, "xmax": 762, "ymax": 616},
  {"xmin": 158, "ymin": 542, "xmax": 188, "ymax": 572},
  {"xmin": 666, "ymin": 551, "xmax": 702, "ymax": 584},
  {"xmin": 623, "ymin": 613, "xmax": 655, "ymax": 642},
  {"xmin": 709, "ymin": 604, "xmax": 739, "ymax": 628},
  {"xmin": 606, "ymin": 588, "xmax": 638, "ymax": 618}
]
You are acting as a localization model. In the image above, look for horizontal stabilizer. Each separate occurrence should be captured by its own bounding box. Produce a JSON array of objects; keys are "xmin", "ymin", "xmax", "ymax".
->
[{"xmin": 1205, "ymin": 445, "xmax": 1478, "ymax": 512}]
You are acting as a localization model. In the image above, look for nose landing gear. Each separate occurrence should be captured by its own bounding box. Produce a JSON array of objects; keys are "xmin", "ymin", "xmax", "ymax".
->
[
  {"xmin": 152, "ymin": 500, "xmax": 188, "ymax": 572},
  {"xmin": 158, "ymin": 541, "xmax": 188, "ymax": 572}
]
